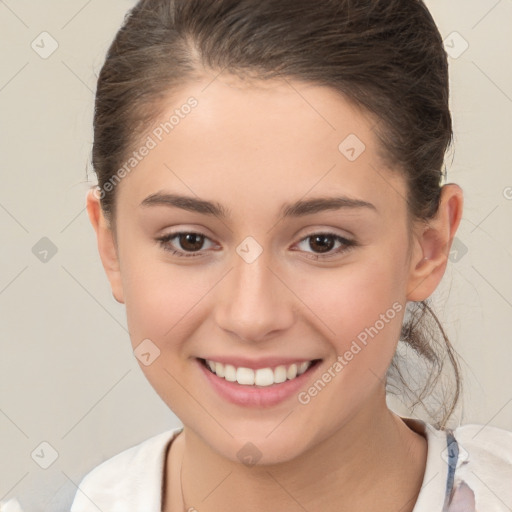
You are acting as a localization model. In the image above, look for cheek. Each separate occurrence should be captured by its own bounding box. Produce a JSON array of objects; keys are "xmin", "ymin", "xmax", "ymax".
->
[
  {"xmin": 119, "ymin": 257, "xmax": 211, "ymax": 411},
  {"xmin": 291, "ymin": 261, "xmax": 406, "ymax": 430},
  {"xmin": 298, "ymin": 252, "xmax": 407, "ymax": 374},
  {"xmin": 305, "ymin": 256, "xmax": 404, "ymax": 330},
  {"xmin": 120, "ymin": 248, "xmax": 222, "ymax": 348}
]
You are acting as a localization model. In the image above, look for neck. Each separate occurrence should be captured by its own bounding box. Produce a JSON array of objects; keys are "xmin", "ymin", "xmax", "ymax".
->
[{"xmin": 167, "ymin": 399, "xmax": 427, "ymax": 512}]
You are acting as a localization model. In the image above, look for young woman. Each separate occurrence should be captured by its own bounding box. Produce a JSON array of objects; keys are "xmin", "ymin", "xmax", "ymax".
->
[{"xmin": 67, "ymin": 0, "xmax": 511, "ymax": 510}]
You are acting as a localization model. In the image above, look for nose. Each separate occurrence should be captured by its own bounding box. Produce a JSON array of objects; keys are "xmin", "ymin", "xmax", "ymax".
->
[{"xmin": 213, "ymin": 251, "xmax": 296, "ymax": 343}]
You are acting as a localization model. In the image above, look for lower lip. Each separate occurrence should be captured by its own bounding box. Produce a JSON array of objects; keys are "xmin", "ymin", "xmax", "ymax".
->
[{"xmin": 196, "ymin": 358, "xmax": 321, "ymax": 408}]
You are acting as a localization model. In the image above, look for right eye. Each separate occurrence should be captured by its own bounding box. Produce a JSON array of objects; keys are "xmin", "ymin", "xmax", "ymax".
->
[{"xmin": 156, "ymin": 231, "xmax": 217, "ymax": 257}]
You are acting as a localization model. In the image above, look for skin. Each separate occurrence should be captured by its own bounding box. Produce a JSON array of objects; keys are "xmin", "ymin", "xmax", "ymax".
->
[{"xmin": 87, "ymin": 72, "xmax": 463, "ymax": 512}]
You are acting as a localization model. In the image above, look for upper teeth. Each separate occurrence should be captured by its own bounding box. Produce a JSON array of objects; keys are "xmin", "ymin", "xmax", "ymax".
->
[{"xmin": 205, "ymin": 359, "xmax": 313, "ymax": 387}]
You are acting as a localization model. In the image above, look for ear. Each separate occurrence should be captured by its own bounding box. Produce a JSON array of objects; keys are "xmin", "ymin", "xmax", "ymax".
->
[
  {"xmin": 406, "ymin": 184, "xmax": 464, "ymax": 301},
  {"xmin": 86, "ymin": 188, "xmax": 125, "ymax": 304}
]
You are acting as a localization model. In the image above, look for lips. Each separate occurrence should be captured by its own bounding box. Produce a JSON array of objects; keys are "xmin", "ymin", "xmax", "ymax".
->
[{"xmin": 196, "ymin": 357, "xmax": 322, "ymax": 407}]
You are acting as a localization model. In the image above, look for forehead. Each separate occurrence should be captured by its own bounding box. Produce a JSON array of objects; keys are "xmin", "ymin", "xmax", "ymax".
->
[{"xmin": 115, "ymin": 73, "xmax": 408, "ymax": 222}]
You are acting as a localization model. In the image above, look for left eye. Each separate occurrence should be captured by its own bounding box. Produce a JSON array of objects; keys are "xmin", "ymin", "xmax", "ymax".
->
[{"xmin": 294, "ymin": 233, "xmax": 356, "ymax": 259}]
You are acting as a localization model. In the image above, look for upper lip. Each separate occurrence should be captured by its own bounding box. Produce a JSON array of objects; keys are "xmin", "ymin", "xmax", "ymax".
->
[{"xmin": 198, "ymin": 356, "xmax": 321, "ymax": 369}]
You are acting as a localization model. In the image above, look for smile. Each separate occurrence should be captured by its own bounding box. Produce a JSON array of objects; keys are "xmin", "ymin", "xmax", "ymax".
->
[{"xmin": 201, "ymin": 358, "xmax": 316, "ymax": 386}]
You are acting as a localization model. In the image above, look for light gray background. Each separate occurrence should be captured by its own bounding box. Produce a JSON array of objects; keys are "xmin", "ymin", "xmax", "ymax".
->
[{"xmin": 1, "ymin": 1, "xmax": 511, "ymax": 510}]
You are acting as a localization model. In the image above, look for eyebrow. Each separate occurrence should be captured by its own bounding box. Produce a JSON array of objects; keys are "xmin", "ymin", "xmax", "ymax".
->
[
  {"xmin": 140, "ymin": 192, "xmax": 377, "ymax": 219},
  {"xmin": 140, "ymin": 192, "xmax": 230, "ymax": 218}
]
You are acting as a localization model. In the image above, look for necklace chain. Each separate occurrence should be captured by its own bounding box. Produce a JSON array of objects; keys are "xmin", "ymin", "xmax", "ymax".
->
[{"xmin": 179, "ymin": 440, "xmax": 186, "ymax": 512}]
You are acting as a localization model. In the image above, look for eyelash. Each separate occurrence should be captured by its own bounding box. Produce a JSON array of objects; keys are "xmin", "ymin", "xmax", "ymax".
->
[{"xmin": 155, "ymin": 231, "xmax": 358, "ymax": 260}]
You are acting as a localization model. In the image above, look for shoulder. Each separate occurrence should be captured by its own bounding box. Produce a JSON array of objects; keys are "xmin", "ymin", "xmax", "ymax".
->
[
  {"xmin": 400, "ymin": 416, "xmax": 512, "ymax": 511},
  {"xmin": 453, "ymin": 423, "xmax": 512, "ymax": 464},
  {"xmin": 450, "ymin": 423, "xmax": 512, "ymax": 511},
  {"xmin": 70, "ymin": 427, "xmax": 182, "ymax": 512}
]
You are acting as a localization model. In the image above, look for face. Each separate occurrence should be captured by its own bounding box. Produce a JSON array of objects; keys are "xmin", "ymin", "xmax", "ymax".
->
[{"xmin": 98, "ymin": 74, "xmax": 423, "ymax": 464}]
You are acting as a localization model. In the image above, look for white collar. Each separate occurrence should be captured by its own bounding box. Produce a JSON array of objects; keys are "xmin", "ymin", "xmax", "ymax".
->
[{"xmin": 71, "ymin": 418, "xmax": 453, "ymax": 511}]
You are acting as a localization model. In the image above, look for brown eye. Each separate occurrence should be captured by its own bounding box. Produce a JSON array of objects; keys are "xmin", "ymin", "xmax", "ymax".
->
[
  {"xmin": 309, "ymin": 234, "xmax": 336, "ymax": 253},
  {"xmin": 178, "ymin": 233, "xmax": 205, "ymax": 252},
  {"xmin": 156, "ymin": 231, "xmax": 216, "ymax": 258},
  {"xmin": 294, "ymin": 232, "xmax": 357, "ymax": 260}
]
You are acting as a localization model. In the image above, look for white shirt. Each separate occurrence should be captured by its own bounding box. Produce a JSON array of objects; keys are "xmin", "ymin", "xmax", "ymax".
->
[{"xmin": 21, "ymin": 417, "xmax": 512, "ymax": 511}]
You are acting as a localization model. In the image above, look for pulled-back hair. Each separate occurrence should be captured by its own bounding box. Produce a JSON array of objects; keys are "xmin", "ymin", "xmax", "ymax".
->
[{"xmin": 92, "ymin": 0, "xmax": 461, "ymax": 428}]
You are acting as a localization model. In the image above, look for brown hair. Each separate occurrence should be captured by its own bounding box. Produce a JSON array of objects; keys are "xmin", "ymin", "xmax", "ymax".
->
[{"xmin": 91, "ymin": 0, "xmax": 461, "ymax": 428}]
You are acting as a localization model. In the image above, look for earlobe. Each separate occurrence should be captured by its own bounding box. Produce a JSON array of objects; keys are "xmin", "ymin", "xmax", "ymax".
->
[
  {"xmin": 86, "ymin": 188, "xmax": 125, "ymax": 304},
  {"xmin": 406, "ymin": 184, "xmax": 464, "ymax": 302}
]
